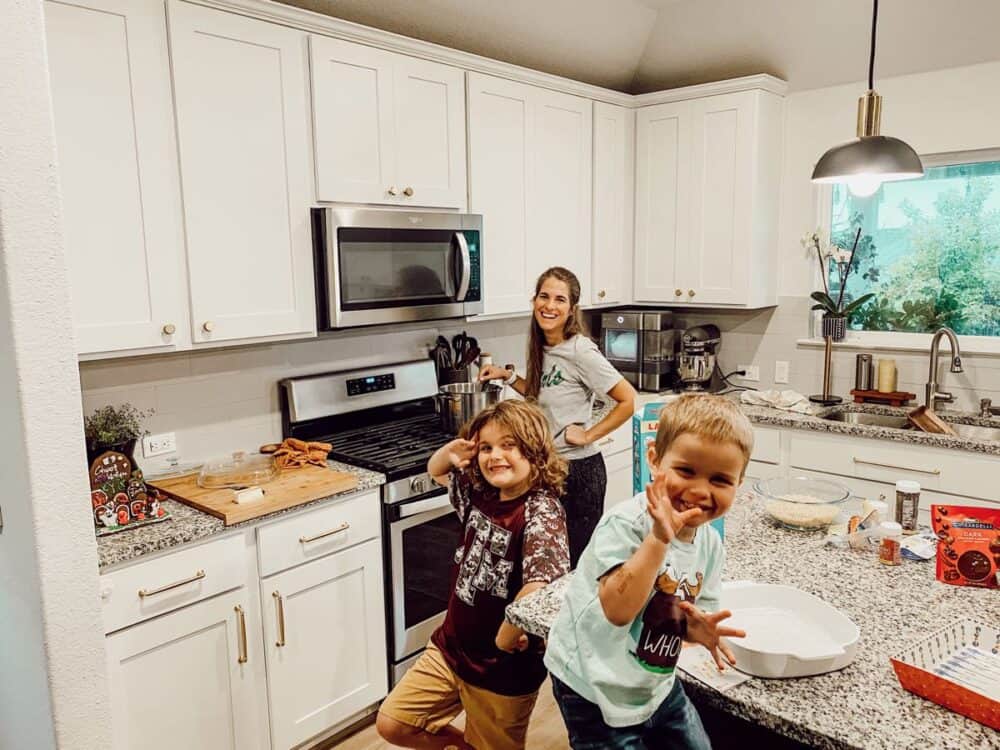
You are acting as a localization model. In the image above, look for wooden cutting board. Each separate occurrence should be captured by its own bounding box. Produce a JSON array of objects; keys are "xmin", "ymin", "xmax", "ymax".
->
[{"xmin": 149, "ymin": 464, "xmax": 359, "ymax": 525}]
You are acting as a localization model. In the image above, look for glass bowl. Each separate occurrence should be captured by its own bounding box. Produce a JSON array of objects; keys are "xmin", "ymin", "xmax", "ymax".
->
[{"xmin": 753, "ymin": 476, "xmax": 852, "ymax": 531}]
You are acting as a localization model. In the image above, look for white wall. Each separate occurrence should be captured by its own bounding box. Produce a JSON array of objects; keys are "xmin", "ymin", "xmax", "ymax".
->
[{"xmin": 0, "ymin": 1, "xmax": 110, "ymax": 747}]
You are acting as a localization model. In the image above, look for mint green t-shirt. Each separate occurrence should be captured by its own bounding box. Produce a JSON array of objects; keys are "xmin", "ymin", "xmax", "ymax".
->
[{"xmin": 543, "ymin": 492, "xmax": 724, "ymax": 727}]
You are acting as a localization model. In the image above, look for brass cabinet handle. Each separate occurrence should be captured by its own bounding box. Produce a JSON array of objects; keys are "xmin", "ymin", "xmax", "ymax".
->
[
  {"xmin": 273, "ymin": 591, "xmax": 286, "ymax": 647},
  {"xmin": 853, "ymin": 457, "xmax": 941, "ymax": 476},
  {"xmin": 299, "ymin": 522, "xmax": 350, "ymax": 544},
  {"xmin": 598, "ymin": 289, "xmax": 606, "ymax": 299},
  {"xmin": 674, "ymin": 288, "xmax": 683, "ymax": 297},
  {"xmin": 688, "ymin": 289, "xmax": 696, "ymax": 297},
  {"xmin": 597, "ymin": 437, "xmax": 613, "ymax": 447},
  {"xmin": 403, "ymin": 186, "xmax": 414, "ymax": 197},
  {"xmin": 138, "ymin": 569, "xmax": 205, "ymax": 599},
  {"xmin": 162, "ymin": 323, "xmax": 176, "ymax": 335},
  {"xmin": 235, "ymin": 605, "xmax": 248, "ymax": 664},
  {"xmin": 202, "ymin": 321, "xmax": 214, "ymax": 333},
  {"xmin": 387, "ymin": 186, "xmax": 399, "ymax": 196}
]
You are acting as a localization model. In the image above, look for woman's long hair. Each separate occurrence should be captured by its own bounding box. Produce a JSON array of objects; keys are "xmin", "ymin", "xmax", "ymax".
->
[{"xmin": 525, "ymin": 267, "xmax": 589, "ymax": 400}]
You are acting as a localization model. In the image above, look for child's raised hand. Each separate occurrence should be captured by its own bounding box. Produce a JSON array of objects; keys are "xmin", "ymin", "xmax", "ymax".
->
[
  {"xmin": 645, "ymin": 473, "xmax": 703, "ymax": 544},
  {"xmin": 679, "ymin": 601, "xmax": 745, "ymax": 671},
  {"xmin": 447, "ymin": 438, "xmax": 478, "ymax": 469}
]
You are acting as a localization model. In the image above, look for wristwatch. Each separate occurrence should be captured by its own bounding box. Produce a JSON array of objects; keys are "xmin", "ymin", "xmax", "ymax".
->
[{"xmin": 503, "ymin": 365, "xmax": 518, "ymax": 385}]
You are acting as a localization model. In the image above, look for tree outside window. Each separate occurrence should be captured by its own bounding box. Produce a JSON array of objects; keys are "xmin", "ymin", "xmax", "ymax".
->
[{"xmin": 829, "ymin": 157, "xmax": 1000, "ymax": 337}]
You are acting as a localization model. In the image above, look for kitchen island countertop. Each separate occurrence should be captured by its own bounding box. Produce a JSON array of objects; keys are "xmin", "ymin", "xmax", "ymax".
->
[
  {"xmin": 506, "ymin": 492, "xmax": 1000, "ymax": 750},
  {"xmin": 96, "ymin": 460, "xmax": 385, "ymax": 570}
]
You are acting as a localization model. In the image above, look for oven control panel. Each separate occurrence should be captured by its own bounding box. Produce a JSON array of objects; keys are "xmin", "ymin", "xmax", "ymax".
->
[{"xmin": 346, "ymin": 373, "xmax": 396, "ymax": 396}]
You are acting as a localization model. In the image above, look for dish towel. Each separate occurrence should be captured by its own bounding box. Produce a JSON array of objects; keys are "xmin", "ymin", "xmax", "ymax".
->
[{"xmin": 740, "ymin": 389, "xmax": 817, "ymax": 415}]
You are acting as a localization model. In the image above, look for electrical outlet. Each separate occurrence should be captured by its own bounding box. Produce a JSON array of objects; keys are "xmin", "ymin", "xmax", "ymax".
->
[
  {"xmin": 737, "ymin": 364, "xmax": 760, "ymax": 382},
  {"xmin": 143, "ymin": 432, "xmax": 177, "ymax": 458},
  {"xmin": 775, "ymin": 360, "xmax": 790, "ymax": 384}
]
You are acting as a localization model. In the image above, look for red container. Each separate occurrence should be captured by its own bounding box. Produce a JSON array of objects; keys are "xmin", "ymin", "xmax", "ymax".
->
[{"xmin": 889, "ymin": 619, "xmax": 1000, "ymax": 730}]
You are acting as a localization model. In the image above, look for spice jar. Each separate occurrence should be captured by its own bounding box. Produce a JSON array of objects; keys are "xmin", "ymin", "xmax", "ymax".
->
[
  {"xmin": 894, "ymin": 480, "xmax": 920, "ymax": 535},
  {"xmin": 878, "ymin": 521, "xmax": 903, "ymax": 565}
]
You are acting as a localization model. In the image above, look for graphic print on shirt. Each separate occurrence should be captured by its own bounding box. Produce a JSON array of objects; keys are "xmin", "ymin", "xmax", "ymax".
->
[
  {"xmin": 629, "ymin": 567, "xmax": 704, "ymax": 674},
  {"xmin": 540, "ymin": 364, "xmax": 565, "ymax": 388},
  {"xmin": 453, "ymin": 507, "xmax": 514, "ymax": 605}
]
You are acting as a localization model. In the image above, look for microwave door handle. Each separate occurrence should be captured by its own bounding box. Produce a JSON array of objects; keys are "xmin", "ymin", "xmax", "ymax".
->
[{"xmin": 452, "ymin": 232, "xmax": 471, "ymax": 302}]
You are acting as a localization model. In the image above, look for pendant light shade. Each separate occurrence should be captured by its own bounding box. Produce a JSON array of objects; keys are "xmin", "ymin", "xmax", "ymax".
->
[{"xmin": 811, "ymin": 0, "xmax": 923, "ymax": 195}]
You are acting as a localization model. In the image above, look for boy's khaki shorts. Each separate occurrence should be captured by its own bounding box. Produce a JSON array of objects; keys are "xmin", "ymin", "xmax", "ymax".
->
[{"xmin": 378, "ymin": 642, "xmax": 538, "ymax": 750}]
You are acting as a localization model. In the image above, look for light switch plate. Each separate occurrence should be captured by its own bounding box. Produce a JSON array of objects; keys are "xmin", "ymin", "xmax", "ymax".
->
[{"xmin": 775, "ymin": 360, "xmax": 790, "ymax": 384}]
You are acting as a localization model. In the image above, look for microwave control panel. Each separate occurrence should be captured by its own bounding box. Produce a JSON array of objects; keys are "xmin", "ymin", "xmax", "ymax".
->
[
  {"xmin": 346, "ymin": 373, "xmax": 396, "ymax": 397},
  {"xmin": 464, "ymin": 230, "xmax": 482, "ymax": 302}
]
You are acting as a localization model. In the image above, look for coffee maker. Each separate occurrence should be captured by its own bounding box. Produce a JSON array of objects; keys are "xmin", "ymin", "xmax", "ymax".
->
[
  {"xmin": 678, "ymin": 324, "xmax": 722, "ymax": 391},
  {"xmin": 599, "ymin": 310, "xmax": 678, "ymax": 392}
]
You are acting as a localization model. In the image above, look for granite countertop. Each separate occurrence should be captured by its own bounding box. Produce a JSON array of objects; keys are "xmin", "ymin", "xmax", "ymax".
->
[
  {"xmin": 96, "ymin": 460, "xmax": 385, "ymax": 570},
  {"xmin": 506, "ymin": 492, "xmax": 1000, "ymax": 750}
]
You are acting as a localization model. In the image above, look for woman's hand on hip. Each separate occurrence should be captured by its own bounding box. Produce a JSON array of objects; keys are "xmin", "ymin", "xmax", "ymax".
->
[{"xmin": 563, "ymin": 424, "xmax": 590, "ymax": 446}]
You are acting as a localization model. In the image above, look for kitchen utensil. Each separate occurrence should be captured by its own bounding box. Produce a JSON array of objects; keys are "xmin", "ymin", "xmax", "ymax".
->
[
  {"xmin": 197, "ymin": 451, "xmax": 277, "ymax": 488},
  {"xmin": 721, "ymin": 581, "xmax": 860, "ymax": 678},
  {"xmin": 452, "ymin": 332, "xmax": 471, "ymax": 366},
  {"xmin": 753, "ymin": 475, "xmax": 852, "ymax": 530},
  {"xmin": 150, "ymin": 464, "xmax": 358, "ymax": 525},
  {"xmin": 437, "ymin": 381, "xmax": 502, "ymax": 433},
  {"xmin": 461, "ymin": 345, "xmax": 481, "ymax": 369}
]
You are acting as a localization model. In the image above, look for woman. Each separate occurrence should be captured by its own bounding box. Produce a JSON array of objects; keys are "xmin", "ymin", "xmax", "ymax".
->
[{"xmin": 479, "ymin": 266, "xmax": 636, "ymax": 566}]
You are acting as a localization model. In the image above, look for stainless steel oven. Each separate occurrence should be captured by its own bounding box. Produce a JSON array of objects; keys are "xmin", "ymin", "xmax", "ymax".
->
[{"xmin": 312, "ymin": 208, "xmax": 483, "ymax": 329}]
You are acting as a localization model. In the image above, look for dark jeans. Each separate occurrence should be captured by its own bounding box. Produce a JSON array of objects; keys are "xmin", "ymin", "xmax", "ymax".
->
[
  {"xmin": 562, "ymin": 452, "xmax": 606, "ymax": 568},
  {"xmin": 551, "ymin": 676, "xmax": 712, "ymax": 750}
]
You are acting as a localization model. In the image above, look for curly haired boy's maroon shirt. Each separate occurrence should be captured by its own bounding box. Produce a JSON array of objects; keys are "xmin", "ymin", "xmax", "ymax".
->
[{"xmin": 431, "ymin": 469, "xmax": 570, "ymax": 696}]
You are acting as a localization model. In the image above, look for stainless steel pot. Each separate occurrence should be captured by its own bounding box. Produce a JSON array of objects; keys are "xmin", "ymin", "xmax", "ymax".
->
[{"xmin": 437, "ymin": 382, "xmax": 502, "ymax": 434}]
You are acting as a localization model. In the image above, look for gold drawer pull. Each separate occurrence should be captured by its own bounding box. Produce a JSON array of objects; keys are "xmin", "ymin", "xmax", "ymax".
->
[
  {"xmin": 235, "ymin": 605, "xmax": 248, "ymax": 664},
  {"xmin": 299, "ymin": 522, "xmax": 350, "ymax": 544},
  {"xmin": 852, "ymin": 457, "xmax": 941, "ymax": 476},
  {"xmin": 138, "ymin": 569, "xmax": 205, "ymax": 599},
  {"xmin": 273, "ymin": 591, "xmax": 286, "ymax": 647},
  {"xmin": 597, "ymin": 437, "xmax": 614, "ymax": 447}
]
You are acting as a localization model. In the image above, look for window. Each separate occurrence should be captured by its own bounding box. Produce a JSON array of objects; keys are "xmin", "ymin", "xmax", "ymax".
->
[{"xmin": 829, "ymin": 154, "xmax": 1000, "ymax": 337}]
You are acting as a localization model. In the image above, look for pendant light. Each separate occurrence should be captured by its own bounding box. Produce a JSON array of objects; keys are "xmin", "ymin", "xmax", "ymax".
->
[{"xmin": 811, "ymin": 0, "xmax": 923, "ymax": 196}]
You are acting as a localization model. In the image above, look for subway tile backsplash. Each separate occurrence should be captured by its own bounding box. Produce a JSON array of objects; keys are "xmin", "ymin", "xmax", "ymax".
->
[{"xmin": 80, "ymin": 298, "xmax": 1000, "ymax": 474}]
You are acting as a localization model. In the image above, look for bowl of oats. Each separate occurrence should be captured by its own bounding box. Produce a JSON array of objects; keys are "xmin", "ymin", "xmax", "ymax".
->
[{"xmin": 753, "ymin": 476, "xmax": 852, "ymax": 531}]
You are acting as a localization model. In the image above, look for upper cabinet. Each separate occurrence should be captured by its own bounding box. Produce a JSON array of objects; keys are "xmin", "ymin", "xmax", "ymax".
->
[
  {"xmin": 168, "ymin": 0, "xmax": 316, "ymax": 345},
  {"xmin": 635, "ymin": 89, "xmax": 783, "ymax": 308},
  {"xmin": 45, "ymin": 0, "xmax": 190, "ymax": 356},
  {"xmin": 468, "ymin": 73, "xmax": 592, "ymax": 316},
  {"xmin": 310, "ymin": 36, "xmax": 467, "ymax": 209},
  {"xmin": 592, "ymin": 102, "xmax": 635, "ymax": 306}
]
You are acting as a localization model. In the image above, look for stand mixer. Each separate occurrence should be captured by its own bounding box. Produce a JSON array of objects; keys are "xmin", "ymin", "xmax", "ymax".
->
[{"xmin": 678, "ymin": 325, "xmax": 722, "ymax": 391}]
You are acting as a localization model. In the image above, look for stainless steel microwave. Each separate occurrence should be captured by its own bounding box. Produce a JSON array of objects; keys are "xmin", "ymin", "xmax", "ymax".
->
[{"xmin": 312, "ymin": 208, "xmax": 483, "ymax": 329}]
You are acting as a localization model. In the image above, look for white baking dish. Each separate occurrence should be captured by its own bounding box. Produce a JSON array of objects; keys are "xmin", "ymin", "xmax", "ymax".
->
[{"xmin": 719, "ymin": 581, "xmax": 860, "ymax": 678}]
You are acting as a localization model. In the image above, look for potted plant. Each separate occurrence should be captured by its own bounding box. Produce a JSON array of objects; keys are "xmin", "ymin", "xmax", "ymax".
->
[
  {"xmin": 802, "ymin": 226, "xmax": 874, "ymax": 342},
  {"xmin": 84, "ymin": 404, "xmax": 152, "ymax": 464}
]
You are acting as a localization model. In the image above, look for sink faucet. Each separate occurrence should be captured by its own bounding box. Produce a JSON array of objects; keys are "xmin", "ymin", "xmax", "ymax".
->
[
  {"xmin": 924, "ymin": 327, "xmax": 963, "ymax": 411},
  {"xmin": 981, "ymin": 399, "xmax": 1000, "ymax": 419}
]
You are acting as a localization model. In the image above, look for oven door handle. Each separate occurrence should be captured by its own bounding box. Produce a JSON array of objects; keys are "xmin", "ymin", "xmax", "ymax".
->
[
  {"xmin": 397, "ymin": 493, "xmax": 453, "ymax": 519},
  {"xmin": 451, "ymin": 232, "xmax": 471, "ymax": 303}
]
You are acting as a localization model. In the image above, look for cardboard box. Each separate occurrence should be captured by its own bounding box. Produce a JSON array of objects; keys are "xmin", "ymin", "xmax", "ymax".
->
[{"xmin": 633, "ymin": 401, "xmax": 724, "ymax": 540}]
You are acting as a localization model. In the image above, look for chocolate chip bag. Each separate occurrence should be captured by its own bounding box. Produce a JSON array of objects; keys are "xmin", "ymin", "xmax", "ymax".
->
[{"xmin": 931, "ymin": 505, "xmax": 1000, "ymax": 589}]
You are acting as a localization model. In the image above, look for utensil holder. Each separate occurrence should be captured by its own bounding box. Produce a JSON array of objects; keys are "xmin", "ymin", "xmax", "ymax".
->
[{"xmin": 439, "ymin": 368, "xmax": 470, "ymax": 386}]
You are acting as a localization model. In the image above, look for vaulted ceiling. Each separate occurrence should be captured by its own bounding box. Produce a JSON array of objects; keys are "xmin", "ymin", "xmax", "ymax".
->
[{"xmin": 276, "ymin": 0, "xmax": 1000, "ymax": 93}]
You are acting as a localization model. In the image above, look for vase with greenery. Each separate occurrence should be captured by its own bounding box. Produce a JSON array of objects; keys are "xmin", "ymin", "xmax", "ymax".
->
[
  {"xmin": 802, "ymin": 226, "xmax": 875, "ymax": 342},
  {"xmin": 84, "ymin": 404, "xmax": 152, "ymax": 463}
]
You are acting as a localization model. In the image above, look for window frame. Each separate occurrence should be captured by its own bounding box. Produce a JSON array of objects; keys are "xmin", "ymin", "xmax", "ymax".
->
[{"xmin": 810, "ymin": 147, "xmax": 1000, "ymax": 356}]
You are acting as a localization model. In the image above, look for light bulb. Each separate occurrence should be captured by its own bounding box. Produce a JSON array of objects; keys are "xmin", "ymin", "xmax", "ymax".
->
[{"xmin": 846, "ymin": 174, "xmax": 882, "ymax": 197}]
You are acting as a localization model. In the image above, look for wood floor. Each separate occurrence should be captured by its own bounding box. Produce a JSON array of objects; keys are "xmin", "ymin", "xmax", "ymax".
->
[{"xmin": 325, "ymin": 677, "xmax": 570, "ymax": 750}]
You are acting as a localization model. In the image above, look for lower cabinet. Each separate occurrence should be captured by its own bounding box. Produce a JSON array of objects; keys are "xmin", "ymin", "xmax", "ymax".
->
[
  {"xmin": 105, "ymin": 587, "xmax": 269, "ymax": 750},
  {"xmin": 261, "ymin": 538, "xmax": 387, "ymax": 750},
  {"xmin": 603, "ymin": 448, "xmax": 633, "ymax": 513}
]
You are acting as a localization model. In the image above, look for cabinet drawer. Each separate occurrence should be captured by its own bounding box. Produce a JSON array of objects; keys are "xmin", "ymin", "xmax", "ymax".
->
[
  {"xmin": 751, "ymin": 426, "xmax": 780, "ymax": 465},
  {"xmin": 257, "ymin": 490, "xmax": 380, "ymax": 577},
  {"xmin": 788, "ymin": 432, "xmax": 998, "ymax": 502},
  {"xmin": 100, "ymin": 533, "xmax": 246, "ymax": 634},
  {"xmin": 596, "ymin": 419, "xmax": 633, "ymax": 457}
]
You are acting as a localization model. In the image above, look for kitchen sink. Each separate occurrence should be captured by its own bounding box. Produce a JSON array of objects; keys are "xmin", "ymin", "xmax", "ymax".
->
[
  {"xmin": 948, "ymin": 423, "xmax": 1000, "ymax": 442},
  {"xmin": 821, "ymin": 411, "xmax": 910, "ymax": 429}
]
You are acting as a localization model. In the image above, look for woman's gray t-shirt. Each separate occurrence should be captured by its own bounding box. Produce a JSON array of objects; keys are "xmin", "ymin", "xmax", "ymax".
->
[{"xmin": 537, "ymin": 335, "xmax": 624, "ymax": 460}]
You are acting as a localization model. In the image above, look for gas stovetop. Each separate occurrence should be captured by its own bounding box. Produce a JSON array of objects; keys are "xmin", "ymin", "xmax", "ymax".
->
[{"xmin": 320, "ymin": 413, "xmax": 453, "ymax": 480}]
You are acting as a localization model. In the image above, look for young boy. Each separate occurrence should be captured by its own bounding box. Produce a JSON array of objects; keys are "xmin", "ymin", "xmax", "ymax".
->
[
  {"xmin": 377, "ymin": 400, "xmax": 570, "ymax": 750},
  {"xmin": 544, "ymin": 394, "xmax": 752, "ymax": 749}
]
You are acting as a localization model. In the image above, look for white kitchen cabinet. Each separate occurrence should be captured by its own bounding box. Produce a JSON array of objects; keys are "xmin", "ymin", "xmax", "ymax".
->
[
  {"xmin": 310, "ymin": 36, "xmax": 467, "ymax": 208},
  {"xmin": 599, "ymin": 419, "xmax": 634, "ymax": 512},
  {"xmin": 168, "ymin": 0, "xmax": 316, "ymax": 345},
  {"xmin": 591, "ymin": 102, "xmax": 634, "ymax": 306},
  {"xmin": 45, "ymin": 0, "xmax": 189, "ymax": 357},
  {"xmin": 634, "ymin": 90, "xmax": 783, "ymax": 308},
  {"xmin": 262, "ymin": 537, "xmax": 387, "ymax": 750},
  {"xmin": 468, "ymin": 73, "xmax": 592, "ymax": 315},
  {"xmin": 105, "ymin": 587, "xmax": 268, "ymax": 750}
]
